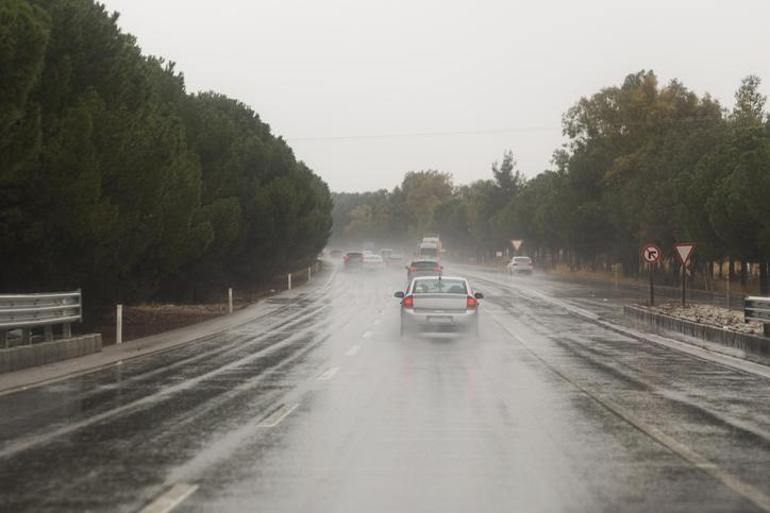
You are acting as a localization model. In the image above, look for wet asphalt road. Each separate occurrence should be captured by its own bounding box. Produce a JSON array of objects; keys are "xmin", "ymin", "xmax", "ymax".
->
[{"xmin": 2, "ymin": 264, "xmax": 770, "ymax": 513}]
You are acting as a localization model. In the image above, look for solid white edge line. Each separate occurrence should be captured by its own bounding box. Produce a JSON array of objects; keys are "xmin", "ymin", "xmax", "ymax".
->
[
  {"xmin": 490, "ymin": 313, "xmax": 770, "ymax": 513},
  {"xmin": 138, "ymin": 483, "xmax": 198, "ymax": 513}
]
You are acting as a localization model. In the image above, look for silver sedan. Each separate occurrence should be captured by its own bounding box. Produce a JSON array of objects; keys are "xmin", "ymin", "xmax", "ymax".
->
[{"xmin": 394, "ymin": 276, "xmax": 483, "ymax": 336}]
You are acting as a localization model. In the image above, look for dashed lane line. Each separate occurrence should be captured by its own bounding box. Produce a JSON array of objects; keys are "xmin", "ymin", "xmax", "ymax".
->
[
  {"xmin": 138, "ymin": 483, "xmax": 198, "ymax": 513},
  {"xmin": 0, "ymin": 322, "xmax": 329, "ymax": 460},
  {"xmin": 318, "ymin": 367, "xmax": 340, "ymax": 381},
  {"xmin": 257, "ymin": 403, "xmax": 300, "ymax": 428},
  {"xmin": 346, "ymin": 345, "xmax": 361, "ymax": 356}
]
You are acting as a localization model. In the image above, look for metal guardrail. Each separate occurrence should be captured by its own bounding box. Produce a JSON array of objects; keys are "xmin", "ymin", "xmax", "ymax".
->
[
  {"xmin": 0, "ymin": 291, "xmax": 82, "ymax": 345},
  {"xmin": 745, "ymin": 296, "xmax": 770, "ymax": 337}
]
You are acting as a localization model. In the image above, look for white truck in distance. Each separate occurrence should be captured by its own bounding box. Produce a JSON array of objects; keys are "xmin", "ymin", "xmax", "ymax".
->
[{"xmin": 418, "ymin": 236, "xmax": 441, "ymax": 260}]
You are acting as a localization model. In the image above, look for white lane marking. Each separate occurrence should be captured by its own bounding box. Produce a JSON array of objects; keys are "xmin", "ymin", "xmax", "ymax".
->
[
  {"xmin": 345, "ymin": 345, "xmax": 361, "ymax": 356},
  {"xmin": 0, "ymin": 314, "xmax": 332, "ymax": 459},
  {"xmin": 257, "ymin": 403, "xmax": 299, "ymax": 428},
  {"xmin": 362, "ymin": 331, "xmax": 373, "ymax": 339},
  {"xmin": 373, "ymin": 320, "xmax": 382, "ymax": 326},
  {"xmin": 491, "ymin": 314, "xmax": 770, "ymax": 513},
  {"xmin": 138, "ymin": 483, "xmax": 198, "ymax": 513},
  {"xmin": 318, "ymin": 367, "xmax": 340, "ymax": 381}
]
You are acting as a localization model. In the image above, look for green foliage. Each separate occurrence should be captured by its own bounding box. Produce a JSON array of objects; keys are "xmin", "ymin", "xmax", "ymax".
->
[
  {"xmin": 332, "ymin": 71, "xmax": 770, "ymax": 291},
  {"xmin": 0, "ymin": 0, "xmax": 332, "ymax": 314}
]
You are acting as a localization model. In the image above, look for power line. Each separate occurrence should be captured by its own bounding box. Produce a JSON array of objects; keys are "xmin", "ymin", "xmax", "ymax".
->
[
  {"xmin": 287, "ymin": 126, "xmax": 559, "ymax": 142},
  {"xmin": 286, "ymin": 114, "xmax": 727, "ymax": 142}
]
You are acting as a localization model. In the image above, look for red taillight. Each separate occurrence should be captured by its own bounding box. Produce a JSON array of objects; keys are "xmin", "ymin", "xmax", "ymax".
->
[
  {"xmin": 403, "ymin": 295, "xmax": 414, "ymax": 308},
  {"xmin": 433, "ymin": 266, "xmax": 441, "ymax": 273},
  {"xmin": 409, "ymin": 267, "xmax": 417, "ymax": 273},
  {"xmin": 466, "ymin": 296, "xmax": 478, "ymax": 309}
]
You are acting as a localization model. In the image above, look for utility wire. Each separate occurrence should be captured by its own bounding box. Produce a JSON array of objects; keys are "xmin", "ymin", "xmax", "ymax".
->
[
  {"xmin": 287, "ymin": 115, "xmax": 726, "ymax": 142},
  {"xmin": 288, "ymin": 126, "xmax": 558, "ymax": 142}
]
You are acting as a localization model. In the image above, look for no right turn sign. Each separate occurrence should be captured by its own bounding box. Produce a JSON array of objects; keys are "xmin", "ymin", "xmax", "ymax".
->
[{"xmin": 641, "ymin": 243, "xmax": 662, "ymax": 264}]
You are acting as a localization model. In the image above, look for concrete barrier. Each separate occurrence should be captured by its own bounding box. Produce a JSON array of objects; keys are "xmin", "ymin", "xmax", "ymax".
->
[
  {"xmin": 0, "ymin": 334, "xmax": 102, "ymax": 374},
  {"xmin": 623, "ymin": 305, "xmax": 770, "ymax": 361}
]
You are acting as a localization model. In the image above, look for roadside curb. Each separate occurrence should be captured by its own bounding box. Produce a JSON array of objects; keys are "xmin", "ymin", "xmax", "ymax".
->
[
  {"xmin": 0, "ymin": 265, "xmax": 336, "ymax": 396},
  {"xmin": 623, "ymin": 305, "xmax": 770, "ymax": 365},
  {"xmin": 459, "ymin": 264, "xmax": 770, "ymax": 373}
]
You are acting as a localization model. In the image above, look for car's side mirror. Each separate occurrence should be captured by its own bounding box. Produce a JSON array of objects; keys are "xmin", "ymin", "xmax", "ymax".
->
[
  {"xmin": 474, "ymin": 292, "xmax": 484, "ymax": 299},
  {"xmin": 394, "ymin": 291, "xmax": 405, "ymax": 298}
]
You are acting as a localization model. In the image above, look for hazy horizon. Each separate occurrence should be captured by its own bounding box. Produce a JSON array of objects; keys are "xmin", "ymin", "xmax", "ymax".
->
[{"xmin": 100, "ymin": 0, "xmax": 770, "ymax": 192}]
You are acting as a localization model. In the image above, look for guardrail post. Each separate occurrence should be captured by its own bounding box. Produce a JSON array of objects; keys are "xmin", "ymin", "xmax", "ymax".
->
[
  {"xmin": 308, "ymin": 266, "xmax": 312, "ymax": 281},
  {"xmin": 44, "ymin": 325, "xmax": 53, "ymax": 342},
  {"xmin": 63, "ymin": 323, "xmax": 72, "ymax": 339},
  {"xmin": 228, "ymin": 287, "xmax": 233, "ymax": 314},
  {"xmin": 116, "ymin": 304, "xmax": 123, "ymax": 345},
  {"xmin": 21, "ymin": 328, "xmax": 30, "ymax": 345},
  {"xmin": 288, "ymin": 273, "xmax": 292, "ymax": 291}
]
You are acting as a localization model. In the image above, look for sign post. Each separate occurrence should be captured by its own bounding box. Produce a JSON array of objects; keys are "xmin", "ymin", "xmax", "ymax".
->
[
  {"xmin": 675, "ymin": 242, "xmax": 696, "ymax": 307},
  {"xmin": 641, "ymin": 243, "xmax": 662, "ymax": 306}
]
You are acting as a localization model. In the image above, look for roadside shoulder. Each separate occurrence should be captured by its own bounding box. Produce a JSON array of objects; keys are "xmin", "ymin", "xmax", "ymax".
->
[{"xmin": 0, "ymin": 267, "xmax": 334, "ymax": 395}]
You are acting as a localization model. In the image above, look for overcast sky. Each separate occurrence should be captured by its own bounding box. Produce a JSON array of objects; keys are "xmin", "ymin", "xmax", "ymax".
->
[{"xmin": 100, "ymin": 0, "xmax": 770, "ymax": 192}]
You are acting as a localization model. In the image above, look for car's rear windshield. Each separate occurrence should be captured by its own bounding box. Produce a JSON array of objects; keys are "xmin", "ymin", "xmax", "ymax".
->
[
  {"xmin": 411, "ymin": 261, "xmax": 438, "ymax": 269},
  {"xmin": 514, "ymin": 257, "xmax": 532, "ymax": 263},
  {"xmin": 412, "ymin": 279, "xmax": 467, "ymax": 294},
  {"xmin": 347, "ymin": 253, "xmax": 363, "ymax": 260}
]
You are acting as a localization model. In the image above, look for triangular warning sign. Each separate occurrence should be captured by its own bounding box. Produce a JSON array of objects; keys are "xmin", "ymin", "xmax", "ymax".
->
[
  {"xmin": 675, "ymin": 242, "xmax": 696, "ymax": 264},
  {"xmin": 511, "ymin": 240, "xmax": 523, "ymax": 251}
]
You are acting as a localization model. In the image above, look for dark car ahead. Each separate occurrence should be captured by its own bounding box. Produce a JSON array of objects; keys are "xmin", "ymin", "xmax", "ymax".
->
[
  {"xmin": 344, "ymin": 251, "xmax": 364, "ymax": 269},
  {"xmin": 406, "ymin": 259, "xmax": 442, "ymax": 281}
]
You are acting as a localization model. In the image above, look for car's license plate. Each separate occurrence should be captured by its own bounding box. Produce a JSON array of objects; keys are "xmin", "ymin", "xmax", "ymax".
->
[{"xmin": 427, "ymin": 316, "xmax": 452, "ymax": 324}]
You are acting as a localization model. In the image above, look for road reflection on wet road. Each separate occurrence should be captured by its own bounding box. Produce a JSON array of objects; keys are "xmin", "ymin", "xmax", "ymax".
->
[{"xmin": 2, "ymin": 263, "xmax": 770, "ymax": 513}]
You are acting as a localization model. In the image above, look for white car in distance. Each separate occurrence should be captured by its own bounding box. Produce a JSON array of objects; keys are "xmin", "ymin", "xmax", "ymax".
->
[
  {"xmin": 363, "ymin": 253, "xmax": 386, "ymax": 270},
  {"xmin": 508, "ymin": 256, "xmax": 533, "ymax": 275}
]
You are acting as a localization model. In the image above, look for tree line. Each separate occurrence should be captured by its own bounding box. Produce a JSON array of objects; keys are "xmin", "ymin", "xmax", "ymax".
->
[
  {"xmin": 332, "ymin": 71, "xmax": 770, "ymax": 294},
  {"xmin": 1, "ymin": 0, "xmax": 333, "ymax": 317}
]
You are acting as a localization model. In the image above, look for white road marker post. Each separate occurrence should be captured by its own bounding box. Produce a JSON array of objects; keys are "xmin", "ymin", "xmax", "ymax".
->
[
  {"xmin": 288, "ymin": 272, "xmax": 292, "ymax": 291},
  {"xmin": 228, "ymin": 287, "xmax": 233, "ymax": 314},
  {"xmin": 116, "ymin": 304, "xmax": 123, "ymax": 345},
  {"xmin": 726, "ymin": 257, "xmax": 731, "ymax": 309},
  {"xmin": 308, "ymin": 266, "xmax": 312, "ymax": 281}
]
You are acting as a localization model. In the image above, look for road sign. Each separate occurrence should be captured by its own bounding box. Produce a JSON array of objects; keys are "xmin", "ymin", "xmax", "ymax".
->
[
  {"xmin": 641, "ymin": 243, "xmax": 662, "ymax": 264},
  {"xmin": 495, "ymin": 251, "xmax": 503, "ymax": 258},
  {"xmin": 675, "ymin": 241, "xmax": 696, "ymax": 264},
  {"xmin": 641, "ymin": 243, "xmax": 661, "ymax": 306},
  {"xmin": 674, "ymin": 241, "xmax": 696, "ymax": 307},
  {"xmin": 511, "ymin": 240, "xmax": 523, "ymax": 251}
]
